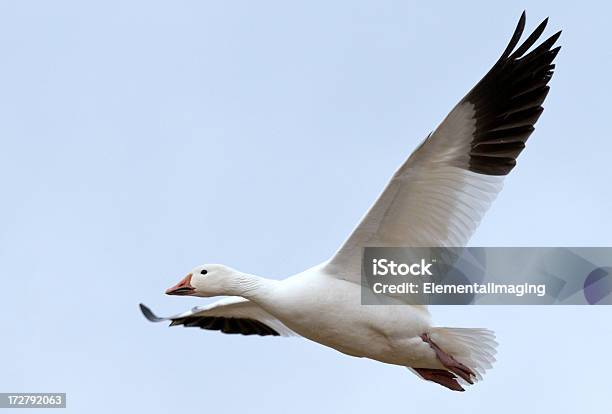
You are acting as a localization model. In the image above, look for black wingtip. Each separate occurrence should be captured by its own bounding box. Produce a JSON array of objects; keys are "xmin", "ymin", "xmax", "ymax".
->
[
  {"xmin": 139, "ymin": 303, "xmax": 166, "ymax": 323},
  {"xmin": 509, "ymin": 16, "xmax": 550, "ymax": 60},
  {"xmin": 499, "ymin": 11, "xmax": 527, "ymax": 61},
  {"xmin": 540, "ymin": 17, "xmax": 550, "ymax": 32}
]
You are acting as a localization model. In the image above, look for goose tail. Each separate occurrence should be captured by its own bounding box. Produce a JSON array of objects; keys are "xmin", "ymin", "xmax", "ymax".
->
[{"xmin": 427, "ymin": 327, "xmax": 498, "ymax": 383}]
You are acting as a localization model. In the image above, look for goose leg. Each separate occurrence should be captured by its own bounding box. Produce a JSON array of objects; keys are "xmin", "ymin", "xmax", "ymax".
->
[
  {"xmin": 420, "ymin": 333, "xmax": 476, "ymax": 384},
  {"xmin": 412, "ymin": 368, "xmax": 465, "ymax": 392}
]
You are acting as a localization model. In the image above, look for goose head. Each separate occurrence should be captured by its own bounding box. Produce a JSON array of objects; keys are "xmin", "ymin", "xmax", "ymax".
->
[{"xmin": 165, "ymin": 264, "xmax": 239, "ymax": 297}]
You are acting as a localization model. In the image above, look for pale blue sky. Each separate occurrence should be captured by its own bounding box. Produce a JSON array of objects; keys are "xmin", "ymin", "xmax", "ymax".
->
[{"xmin": 1, "ymin": 1, "xmax": 611, "ymax": 413}]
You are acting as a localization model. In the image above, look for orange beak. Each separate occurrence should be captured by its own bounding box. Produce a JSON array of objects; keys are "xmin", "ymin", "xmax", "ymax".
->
[{"xmin": 165, "ymin": 273, "xmax": 195, "ymax": 296}]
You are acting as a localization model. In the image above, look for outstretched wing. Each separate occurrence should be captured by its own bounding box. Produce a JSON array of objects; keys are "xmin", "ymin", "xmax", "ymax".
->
[
  {"xmin": 325, "ymin": 12, "xmax": 561, "ymax": 282},
  {"xmin": 140, "ymin": 297, "xmax": 296, "ymax": 337}
]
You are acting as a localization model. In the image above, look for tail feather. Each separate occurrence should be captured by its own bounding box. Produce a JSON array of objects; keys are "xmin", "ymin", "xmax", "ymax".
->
[{"xmin": 428, "ymin": 327, "xmax": 498, "ymax": 381}]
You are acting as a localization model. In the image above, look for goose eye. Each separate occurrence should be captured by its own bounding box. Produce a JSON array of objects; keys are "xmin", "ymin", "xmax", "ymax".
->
[{"xmin": 200, "ymin": 269, "xmax": 208, "ymax": 275}]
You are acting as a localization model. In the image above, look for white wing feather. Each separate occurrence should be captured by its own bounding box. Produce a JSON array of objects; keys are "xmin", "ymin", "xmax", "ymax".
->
[
  {"xmin": 325, "ymin": 13, "xmax": 561, "ymax": 284},
  {"xmin": 325, "ymin": 103, "xmax": 504, "ymax": 281}
]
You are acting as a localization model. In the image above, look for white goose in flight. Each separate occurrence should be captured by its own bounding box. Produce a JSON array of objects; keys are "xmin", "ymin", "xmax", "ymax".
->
[{"xmin": 141, "ymin": 12, "xmax": 560, "ymax": 391}]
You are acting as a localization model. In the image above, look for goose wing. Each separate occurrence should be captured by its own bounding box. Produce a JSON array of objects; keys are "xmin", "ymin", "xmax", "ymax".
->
[
  {"xmin": 140, "ymin": 298, "xmax": 296, "ymax": 337},
  {"xmin": 325, "ymin": 12, "xmax": 561, "ymax": 282}
]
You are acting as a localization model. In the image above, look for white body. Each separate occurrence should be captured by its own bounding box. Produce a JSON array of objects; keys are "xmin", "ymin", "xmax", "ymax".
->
[{"xmin": 257, "ymin": 265, "xmax": 438, "ymax": 368}]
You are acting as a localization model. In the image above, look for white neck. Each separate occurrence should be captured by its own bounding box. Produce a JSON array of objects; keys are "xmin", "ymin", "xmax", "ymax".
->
[{"xmin": 226, "ymin": 273, "xmax": 277, "ymax": 302}]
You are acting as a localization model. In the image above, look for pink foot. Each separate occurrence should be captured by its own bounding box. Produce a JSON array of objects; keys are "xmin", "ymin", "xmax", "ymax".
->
[
  {"xmin": 420, "ymin": 333, "xmax": 476, "ymax": 384},
  {"xmin": 413, "ymin": 368, "xmax": 465, "ymax": 391}
]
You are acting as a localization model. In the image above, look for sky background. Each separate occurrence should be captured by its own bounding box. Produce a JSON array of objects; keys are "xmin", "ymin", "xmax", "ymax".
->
[{"xmin": 1, "ymin": 1, "xmax": 611, "ymax": 413}]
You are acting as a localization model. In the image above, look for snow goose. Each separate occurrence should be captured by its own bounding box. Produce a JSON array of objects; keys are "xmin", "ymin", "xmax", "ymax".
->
[{"xmin": 141, "ymin": 12, "xmax": 560, "ymax": 391}]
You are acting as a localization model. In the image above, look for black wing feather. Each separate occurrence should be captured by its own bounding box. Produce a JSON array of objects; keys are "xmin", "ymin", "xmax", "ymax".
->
[
  {"xmin": 139, "ymin": 303, "xmax": 280, "ymax": 336},
  {"xmin": 464, "ymin": 12, "xmax": 561, "ymax": 176}
]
